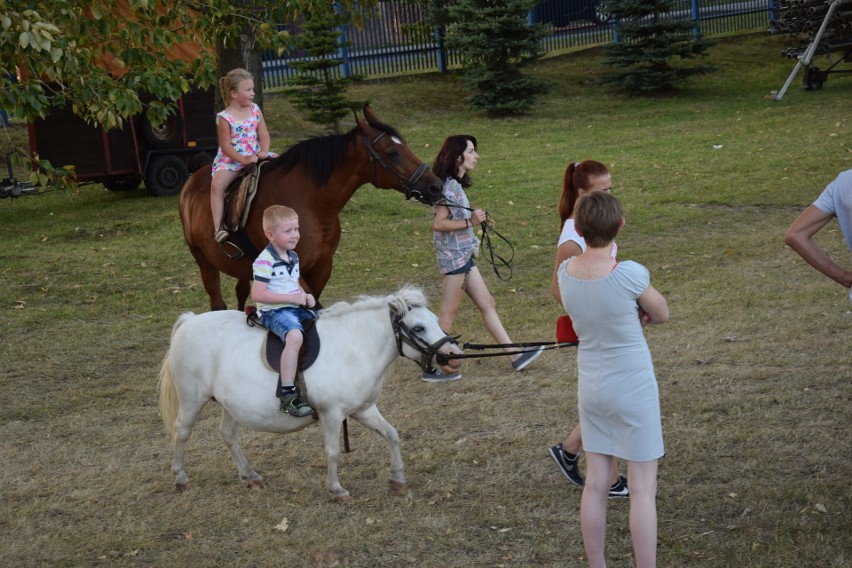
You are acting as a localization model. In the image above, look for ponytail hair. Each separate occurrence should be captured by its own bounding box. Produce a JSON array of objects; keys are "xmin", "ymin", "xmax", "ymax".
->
[
  {"xmin": 218, "ymin": 68, "xmax": 253, "ymax": 109},
  {"xmin": 557, "ymin": 160, "xmax": 610, "ymax": 227}
]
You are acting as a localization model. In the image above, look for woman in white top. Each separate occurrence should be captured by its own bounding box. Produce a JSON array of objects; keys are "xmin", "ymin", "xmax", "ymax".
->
[{"xmin": 548, "ymin": 161, "xmax": 627, "ymax": 496}]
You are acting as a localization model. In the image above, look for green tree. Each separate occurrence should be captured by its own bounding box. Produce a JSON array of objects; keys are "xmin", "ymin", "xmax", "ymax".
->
[
  {"xmin": 286, "ymin": 2, "xmax": 365, "ymax": 133},
  {"xmin": 600, "ymin": 0, "xmax": 715, "ymax": 94},
  {"xmin": 444, "ymin": 0, "xmax": 549, "ymax": 116},
  {"xmin": 0, "ymin": 0, "xmax": 373, "ymax": 129}
]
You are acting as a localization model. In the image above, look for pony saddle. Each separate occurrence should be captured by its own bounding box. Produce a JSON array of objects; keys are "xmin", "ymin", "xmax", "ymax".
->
[
  {"xmin": 222, "ymin": 158, "xmax": 274, "ymax": 234},
  {"xmin": 245, "ymin": 306, "xmax": 320, "ymax": 372}
]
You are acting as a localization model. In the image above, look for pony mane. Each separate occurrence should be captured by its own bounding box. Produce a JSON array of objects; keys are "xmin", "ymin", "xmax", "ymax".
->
[
  {"xmin": 270, "ymin": 114, "xmax": 403, "ymax": 189},
  {"xmin": 319, "ymin": 285, "xmax": 427, "ymax": 321}
]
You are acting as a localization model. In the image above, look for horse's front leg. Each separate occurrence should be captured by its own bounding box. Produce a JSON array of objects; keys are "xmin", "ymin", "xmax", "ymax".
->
[
  {"xmin": 351, "ymin": 404, "xmax": 405, "ymax": 495},
  {"xmin": 219, "ymin": 409, "xmax": 265, "ymax": 489},
  {"xmin": 319, "ymin": 411, "xmax": 350, "ymax": 503}
]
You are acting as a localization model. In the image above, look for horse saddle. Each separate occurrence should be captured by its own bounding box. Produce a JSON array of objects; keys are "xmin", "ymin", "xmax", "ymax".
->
[
  {"xmin": 222, "ymin": 158, "xmax": 273, "ymax": 233},
  {"xmin": 245, "ymin": 306, "xmax": 321, "ymax": 373}
]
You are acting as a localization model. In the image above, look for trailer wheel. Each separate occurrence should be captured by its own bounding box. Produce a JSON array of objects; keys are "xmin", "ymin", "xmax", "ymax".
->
[
  {"xmin": 145, "ymin": 155, "xmax": 188, "ymax": 197},
  {"xmin": 103, "ymin": 176, "xmax": 142, "ymax": 192},
  {"xmin": 141, "ymin": 114, "xmax": 184, "ymax": 149},
  {"xmin": 592, "ymin": 1, "xmax": 612, "ymax": 23}
]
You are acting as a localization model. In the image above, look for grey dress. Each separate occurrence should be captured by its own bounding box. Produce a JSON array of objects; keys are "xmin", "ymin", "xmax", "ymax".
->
[{"xmin": 558, "ymin": 259, "xmax": 664, "ymax": 462}]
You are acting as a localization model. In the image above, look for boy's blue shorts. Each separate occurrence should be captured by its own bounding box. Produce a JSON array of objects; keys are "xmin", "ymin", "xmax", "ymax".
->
[{"xmin": 260, "ymin": 306, "xmax": 316, "ymax": 341}]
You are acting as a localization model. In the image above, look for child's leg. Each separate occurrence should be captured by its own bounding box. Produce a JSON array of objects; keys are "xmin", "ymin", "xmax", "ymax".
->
[
  {"xmin": 563, "ymin": 423, "xmax": 582, "ymax": 455},
  {"xmin": 437, "ymin": 272, "xmax": 467, "ymax": 333},
  {"xmin": 627, "ymin": 459, "xmax": 658, "ymax": 568},
  {"xmin": 462, "ymin": 267, "xmax": 516, "ymax": 359},
  {"xmin": 278, "ymin": 329, "xmax": 304, "ymax": 387},
  {"xmin": 210, "ymin": 170, "xmax": 238, "ymax": 233}
]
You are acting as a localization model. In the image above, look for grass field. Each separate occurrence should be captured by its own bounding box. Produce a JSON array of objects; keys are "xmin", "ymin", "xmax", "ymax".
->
[{"xmin": 0, "ymin": 32, "xmax": 850, "ymax": 567}]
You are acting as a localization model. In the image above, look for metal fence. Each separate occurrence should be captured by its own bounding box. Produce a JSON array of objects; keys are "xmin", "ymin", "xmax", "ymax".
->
[{"xmin": 262, "ymin": 0, "xmax": 774, "ymax": 89}]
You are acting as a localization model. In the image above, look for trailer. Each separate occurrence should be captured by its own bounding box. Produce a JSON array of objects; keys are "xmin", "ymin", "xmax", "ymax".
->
[{"xmin": 27, "ymin": 86, "xmax": 218, "ymax": 196}]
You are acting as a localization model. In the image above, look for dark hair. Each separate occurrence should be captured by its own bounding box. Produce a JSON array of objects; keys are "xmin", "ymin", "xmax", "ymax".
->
[
  {"xmin": 432, "ymin": 135, "xmax": 477, "ymax": 188},
  {"xmin": 557, "ymin": 160, "xmax": 610, "ymax": 227},
  {"xmin": 574, "ymin": 191, "xmax": 622, "ymax": 248}
]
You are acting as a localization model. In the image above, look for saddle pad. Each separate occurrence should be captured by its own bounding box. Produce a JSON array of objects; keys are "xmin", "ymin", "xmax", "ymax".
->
[{"xmin": 262, "ymin": 320, "xmax": 320, "ymax": 373}]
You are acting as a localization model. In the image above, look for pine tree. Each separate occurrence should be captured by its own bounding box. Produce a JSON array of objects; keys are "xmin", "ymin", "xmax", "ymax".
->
[
  {"xmin": 446, "ymin": 0, "xmax": 549, "ymax": 116},
  {"xmin": 287, "ymin": 3, "xmax": 365, "ymax": 132},
  {"xmin": 600, "ymin": 0, "xmax": 715, "ymax": 94}
]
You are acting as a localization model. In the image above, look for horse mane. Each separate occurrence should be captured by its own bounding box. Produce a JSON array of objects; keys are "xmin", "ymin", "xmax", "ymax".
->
[
  {"xmin": 270, "ymin": 114, "xmax": 403, "ymax": 188},
  {"xmin": 319, "ymin": 286, "xmax": 427, "ymax": 320}
]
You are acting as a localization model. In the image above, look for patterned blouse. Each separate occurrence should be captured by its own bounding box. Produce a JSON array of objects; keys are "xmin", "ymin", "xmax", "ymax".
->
[{"xmin": 433, "ymin": 177, "xmax": 479, "ymax": 274}]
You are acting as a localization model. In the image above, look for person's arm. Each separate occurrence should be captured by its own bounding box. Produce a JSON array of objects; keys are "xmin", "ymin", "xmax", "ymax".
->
[
  {"xmin": 431, "ymin": 204, "xmax": 485, "ymax": 232},
  {"xmin": 217, "ymin": 116, "xmax": 253, "ymax": 165},
  {"xmin": 251, "ymin": 280, "xmax": 308, "ymax": 306},
  {"xmin": 551, "ymin": 240, "xmax": 582, "ymax": 301},
  {"xmin": 784, "ymin": 204, "xmax": 852, "ymax": 288},
  {"xmin": 256, "ymin": 109, "xmax": 272, "ymax": 158},
  {"xmin": 637, "ymin": 285, "xmax": 669, "ymax": 325}
]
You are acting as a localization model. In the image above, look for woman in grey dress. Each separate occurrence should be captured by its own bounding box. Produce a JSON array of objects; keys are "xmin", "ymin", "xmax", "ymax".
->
[{"xmin": 557, "ymin": 191, "xmax": 669, "ymax": 568}]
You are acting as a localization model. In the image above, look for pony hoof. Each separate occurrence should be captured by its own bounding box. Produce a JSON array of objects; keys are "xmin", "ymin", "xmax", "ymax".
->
[
  {"xmin": 388, "ymin": 480, "xmax": 406, "ymax": 495},
  {"xmin": 246, "ymin": 479, "xmax": 266, "ymax": 490},
  {"xmin": 333, "ymin": 494, "xmax": 353, "ymax": 504},
  {"xmin": 175, "ymin": 482, "xmax": 191, "ymax": 493}
]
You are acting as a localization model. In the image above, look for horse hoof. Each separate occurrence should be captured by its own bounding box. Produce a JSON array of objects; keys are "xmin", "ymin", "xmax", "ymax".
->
[
  {"xmin": 175, "ymin": 482, "xmax": 191, "ymax": 492},
  {"xmin": 246, "ymin": 479, "xmax": 266, "ymax": 490},
  {"xmin": 333, "ymin": 494, "xmax": 353, "ymax": 504},
  {"xmin": 388, "ymin": 480, "xmax": 406, "ymax": 495}
]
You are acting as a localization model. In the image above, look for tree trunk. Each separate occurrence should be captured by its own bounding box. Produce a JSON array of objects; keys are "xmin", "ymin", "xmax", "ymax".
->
[{"xmin": 216, "ymin": 1, "xmax": 264, "ymax": 108}]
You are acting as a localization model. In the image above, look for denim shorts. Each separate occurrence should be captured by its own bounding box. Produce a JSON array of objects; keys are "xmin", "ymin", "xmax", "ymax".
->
[
  {"xmin": 444, "ymin": 257, "xmax": 475, "ymax": 276},
  {"xmin": 260, "ymin": 306, "xmax": 316, "ymax": 340}
]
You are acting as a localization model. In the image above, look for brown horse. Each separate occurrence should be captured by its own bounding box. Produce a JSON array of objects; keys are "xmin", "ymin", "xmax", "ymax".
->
[{"xmin": 179, "ymin": 106, "xmax": 443, "ymax": 310}]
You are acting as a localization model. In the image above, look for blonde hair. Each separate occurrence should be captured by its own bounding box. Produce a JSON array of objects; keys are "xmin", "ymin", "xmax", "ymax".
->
[
  {"xmin": 218, "ymin": 68, "xmax": 253, "ymax": 108},
  {"xmin": 262, "ymin": 205, "xmax": 298, "ymax": 233}
]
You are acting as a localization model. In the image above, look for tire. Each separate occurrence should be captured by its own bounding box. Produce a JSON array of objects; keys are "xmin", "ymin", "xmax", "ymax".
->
[
  {"xmin": 592, "ymin": 1, "xmax": 612, "ymax": 24},
  {"xmin": 145, "ymin": 154, "xmax": 189, "ymax": 197},
  {"xmin": 140, "ymin": 114, "xmax": 184, "ymax": 149},
  {"xmin": 103, "ymin": 176, "xmax": 142, "ymax": 192},
  {"xmin": 804, "ymin": 66, "xmax": 824, "ymax": 91}
]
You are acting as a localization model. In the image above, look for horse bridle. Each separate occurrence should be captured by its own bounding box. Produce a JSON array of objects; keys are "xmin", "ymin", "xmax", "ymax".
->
[
  {"xmin": 362, "ymin": 131, "xmax": 432, "ymax": 203},
  {"xmin": 390, "ymin": 311, "xmax": 457, "ymax": 373}
]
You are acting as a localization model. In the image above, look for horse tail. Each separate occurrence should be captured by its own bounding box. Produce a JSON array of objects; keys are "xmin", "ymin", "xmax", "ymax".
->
[{"xmin": 158, "ymin": 312, "xmax": 195, "ymax": 438}]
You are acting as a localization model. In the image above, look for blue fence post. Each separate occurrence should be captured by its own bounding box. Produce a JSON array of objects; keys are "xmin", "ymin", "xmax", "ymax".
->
[
  {"xmin": 691, "ymin": 0, "xmax": 701, "ymax": 39},
  {"xmin": 334, "ymin": 3, "xmax": 351, "ymax": 78},
  {"xmin": 435, "ymin": 24, "xmax": 447, "ymax": 74}
]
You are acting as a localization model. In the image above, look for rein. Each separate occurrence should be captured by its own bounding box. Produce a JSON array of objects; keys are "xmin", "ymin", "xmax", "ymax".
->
[
  {"xmin": 442, "ymin": 197, "xmax": 515, "ymax": 281},
  {"xmin": 363, "ymin": 131, "xmax": 431, "ymax": 203},
  {"xmin": 434, "ymin": 340, "xmax": 577, "ymax": 365}
]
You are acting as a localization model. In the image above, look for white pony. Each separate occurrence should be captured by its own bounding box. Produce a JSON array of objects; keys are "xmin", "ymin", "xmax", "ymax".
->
[{"xmin": 158, "ymin": 286, "xmax": 461, "ymax": 502}]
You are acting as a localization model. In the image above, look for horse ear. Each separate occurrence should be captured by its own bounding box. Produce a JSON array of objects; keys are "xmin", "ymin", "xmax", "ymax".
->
[
  {"xmin": 354, "ymin": 108, "xmax": 367, "ymax": 133},
  {"xmin": 363, "ymin": 105, "xmax": 378, "ymax": 125}
]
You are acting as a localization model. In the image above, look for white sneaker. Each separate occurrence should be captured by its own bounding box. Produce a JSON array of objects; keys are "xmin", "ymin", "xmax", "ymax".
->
[
  {"xmin": 422, "ymin": 368, "xmax": 462, "ymax": 382},
  {"xmin": 512, "ymin": 345, "xmax": 545, "ymax": 372}
]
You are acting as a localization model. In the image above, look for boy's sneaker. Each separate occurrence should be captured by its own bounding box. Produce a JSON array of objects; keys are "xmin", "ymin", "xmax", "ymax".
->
[
  {"xmin": 548, "ymin": 443, "xmax": 585, "ymax": 486},
  {"xmin": 512, "ymin": 345, "xmax": 545, "ymax": 372},
  {"xmin": 608, "ymin": 474, "xmax": 629, "ymax": 499},
  {"xmin": 422, "ymin": 367, "xmax": 462, "ymax": 382},
  {"xmin": 214, "ymin": 229, "xmax": 229, "ymax": 243},
  {"xmin": 280, "ymin": 391, "xmax": 314, "ymax": 418}
]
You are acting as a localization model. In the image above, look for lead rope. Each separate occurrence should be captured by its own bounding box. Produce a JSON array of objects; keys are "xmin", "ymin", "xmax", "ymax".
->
[{"xmin": 441, "ymin": 197, "xmax": 515, "ymax": 281}]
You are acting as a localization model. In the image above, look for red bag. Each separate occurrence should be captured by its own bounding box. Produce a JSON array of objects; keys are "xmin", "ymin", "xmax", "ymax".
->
[{"xmin": 556, "ymin": 314, "xmax": 579, "ymax": 343}]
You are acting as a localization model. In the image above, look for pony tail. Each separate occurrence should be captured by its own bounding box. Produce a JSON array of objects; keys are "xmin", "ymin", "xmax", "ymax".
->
[
  {"xmin": 218, "ymin": 76, "xmax": 229, "ymax": 109},
  {"xmin": 558, "ymin": 162, "xmax": 578, "ymax": 226}
]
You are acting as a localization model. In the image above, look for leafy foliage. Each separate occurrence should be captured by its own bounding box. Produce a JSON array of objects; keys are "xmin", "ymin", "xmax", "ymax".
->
[
  {"xmin": 600, "ymin": 0, "xmax": 715, "ymax": 94},
  {"xmin": 286, "ymin": 2, "xmax": 365, "ymax": 133},
  {"xmin": 445, "ymin": 0, "xmax": 550, "ymax": 116}
]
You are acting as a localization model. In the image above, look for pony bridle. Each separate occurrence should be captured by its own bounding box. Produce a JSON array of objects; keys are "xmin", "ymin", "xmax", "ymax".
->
[
  {"xmin": 391, "ymin": 311, "xmax": 457, "ymax": 373},
  {"xmin": 363, "ymin": 132, "xmax": 431, "ymax": 203}
]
